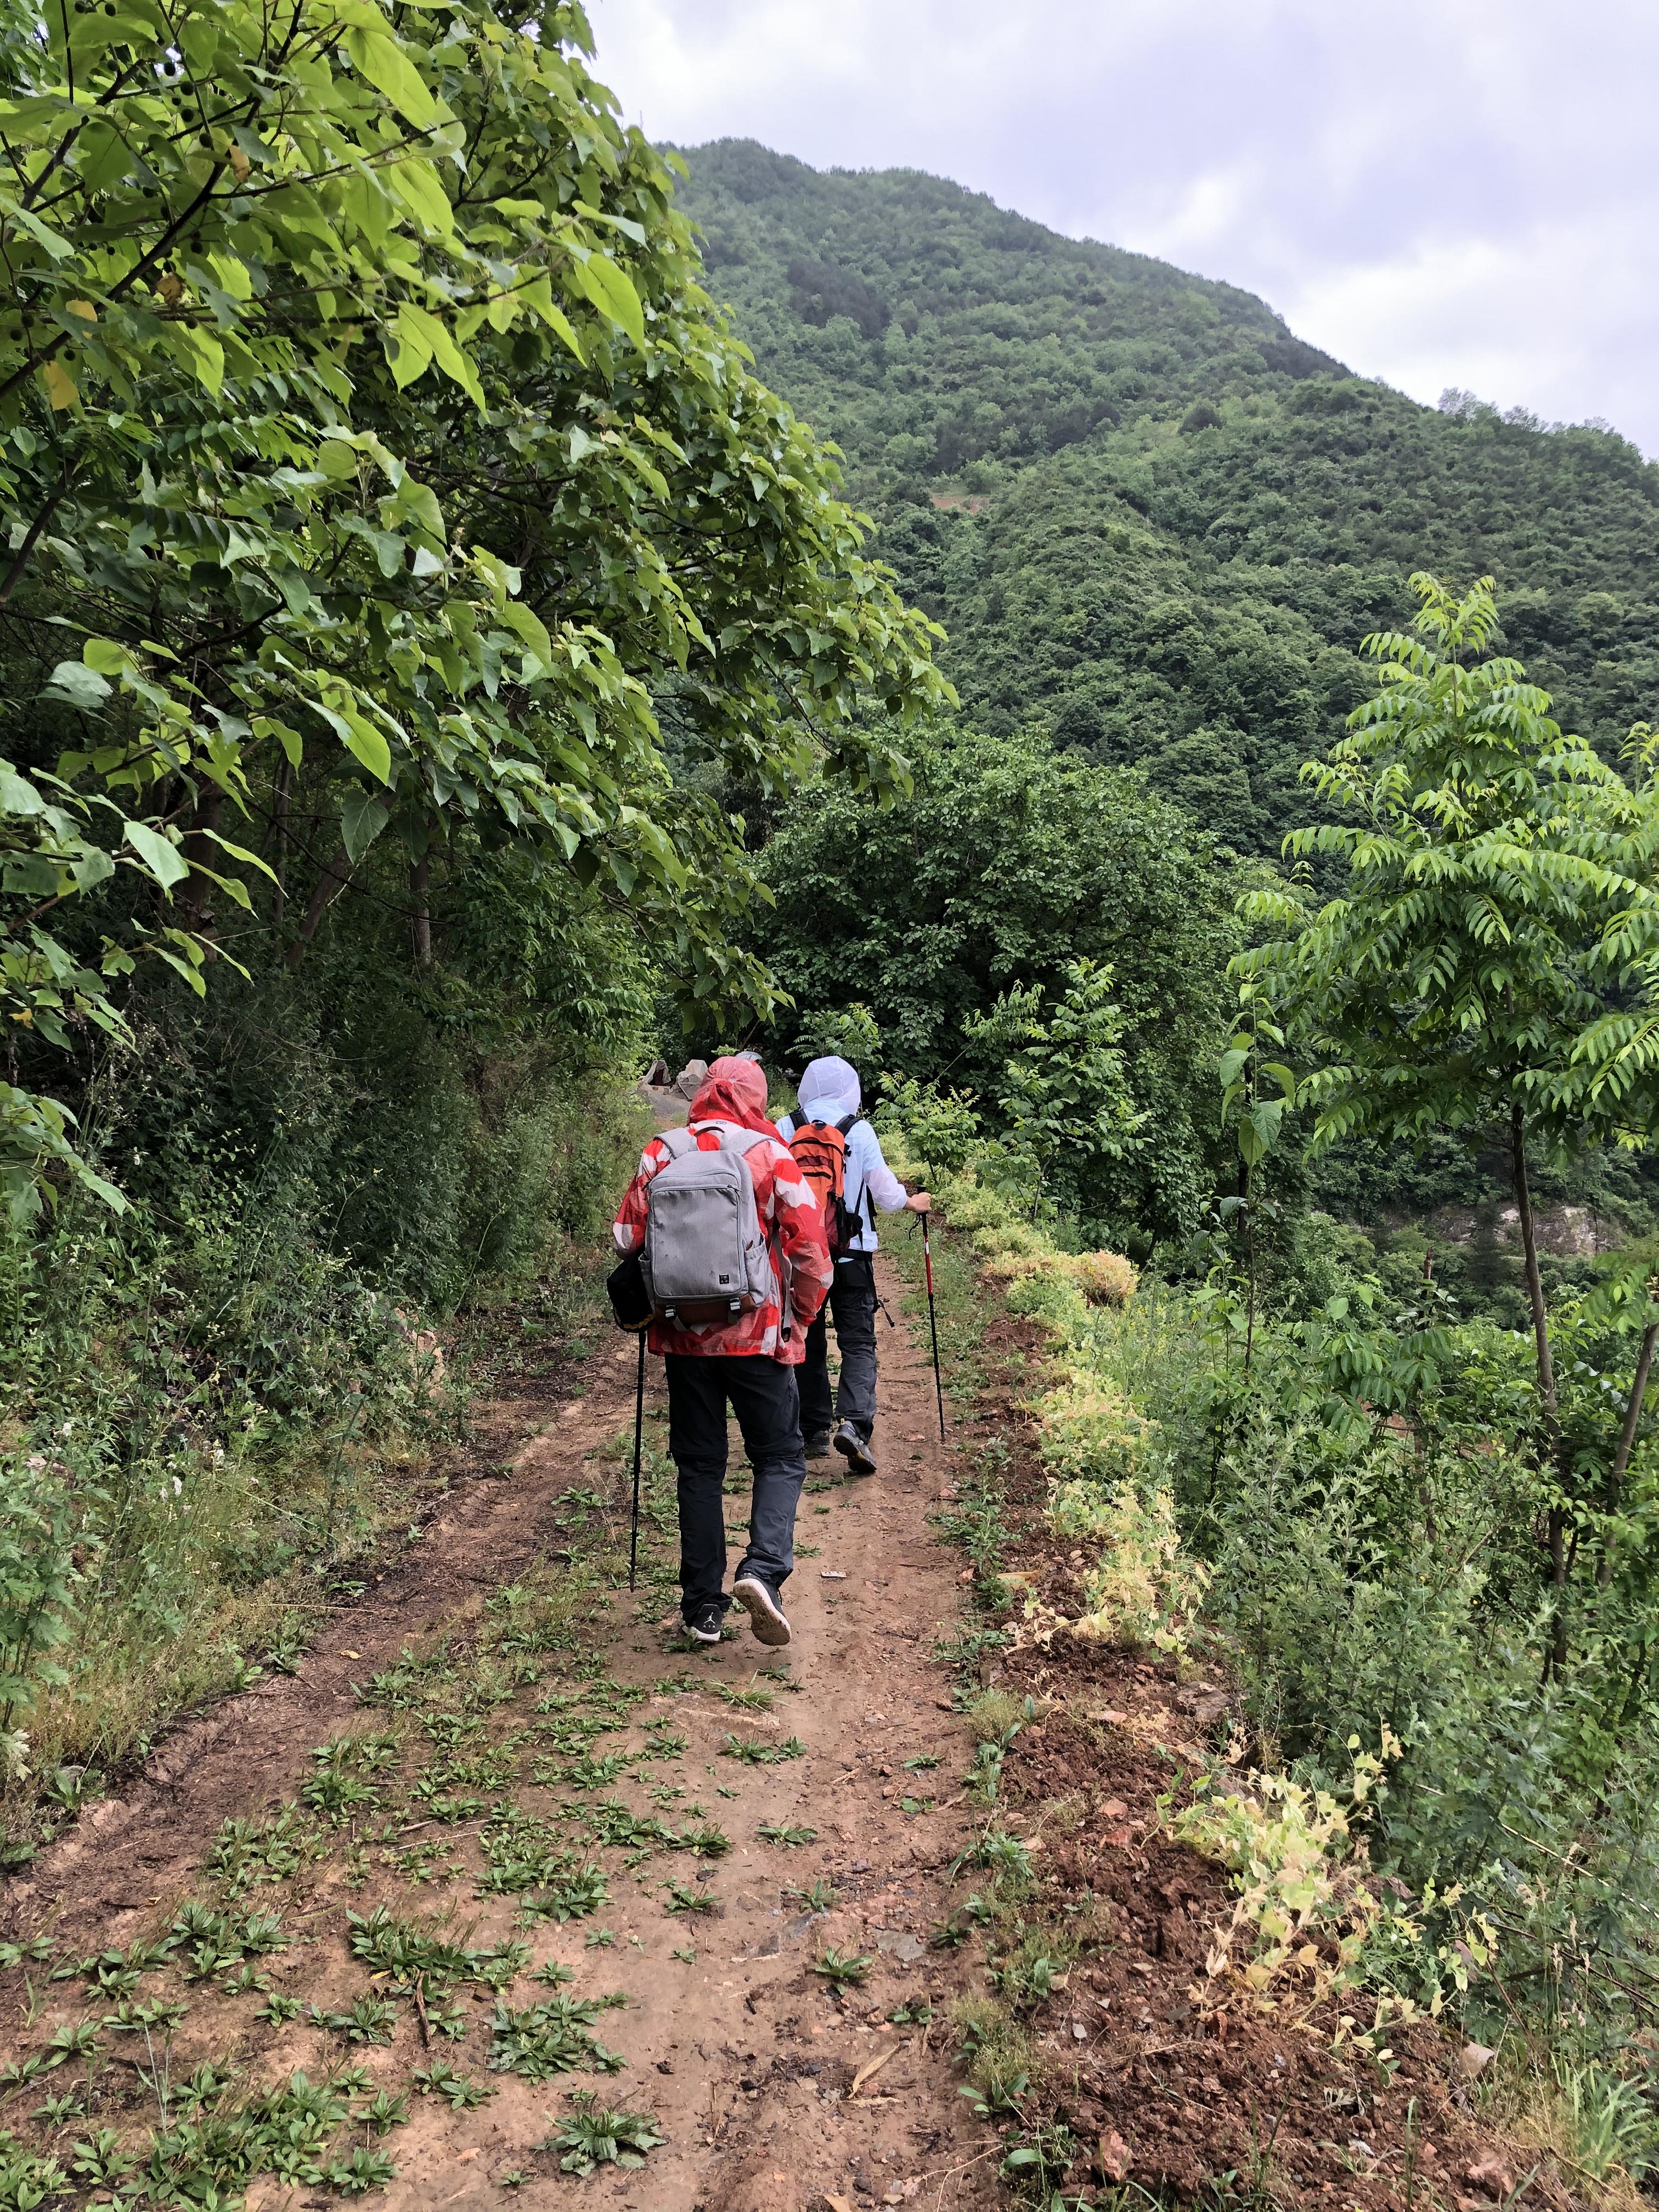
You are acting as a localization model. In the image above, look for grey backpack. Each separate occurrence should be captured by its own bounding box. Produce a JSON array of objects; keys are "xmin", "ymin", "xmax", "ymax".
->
[{"xmin": 641, "ymin": 1124, "xmax": 779, "ymax": 1325}]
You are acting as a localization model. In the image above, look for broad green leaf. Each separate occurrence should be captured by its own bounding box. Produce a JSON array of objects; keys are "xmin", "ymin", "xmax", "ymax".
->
[
  {"xmin": 571, "ymin": 252, "xmax": 645, "ymax": 352},
  {"xmin": 386, "ymin": 309, "xmax": 434, "ymax": 390},
  {"xmin": 385, "ymin": 156, "xmax": 454, "ymax": 235},
  {"xmin": 340, "ymin": 790, "xmax": 390, "ymax": 862},
  {"xmin": 1, "ymin": 198, "xmax": 74, "ymax": 262},
  {"xmin": 521, "ymin": 274, "xmax": 585, "ymax": 361},
  {"xmin": 168, "ymin": 324, "xmax": 224, "ymax": 397},
  {"xmin": 392, "ymin": 477, "xmax": 445, "ymax": 540},
  {"xmin": 0, "ymin": 761, "xmax": 46, "ymax": 816},
  {"xmin": 205, "ymin": 251, "xmax": 253, "ymax": 301},
  {"xmin": 499, "ymin": 601, "xmax": 554, "ymax": 668},
  {"xmin": 71, "ymin": 1163, "xmax": 128, "ymax": 1214},
  {"xmin": 394, "ymin": 302, "xmax": 485, "ymax": 410},
  {"xmin": 344, "ymin": 24, "xmax": 438, "ymax": 129},
  {"xmin": 123, "ymin": 820, "xmax": 188, "ymax": 890},
  {"xmin": 70, "ymin": 848, "xmax": 116, "ymax": 891},
  {"xmin": 41, "ymin": 358, "xmax": 77, "ymax": 409},
  {"xmin": 316, "ymin": 701, "xmax": 392, "ymax": 786},
  {"xmin": 42, "ymin": 662, "xmax": 111, "ymax": 710}
]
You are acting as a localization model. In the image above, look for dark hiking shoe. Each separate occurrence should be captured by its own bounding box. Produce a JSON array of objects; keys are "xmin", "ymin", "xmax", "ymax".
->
[
  {"xmin": 833, "ymin": 1420, "xmax": 877, "ymax": 1476},
  {"xmin": 685, "ymin": 1604, "xmax": 724, "ymax": 1646},
  {"xmin": 730, "ymin": 1572, "xmax": 791, "ymax": 1647},
  {"xmin": 804, "ymin": 1429, "xmax": 834, "ymax": 1460}
]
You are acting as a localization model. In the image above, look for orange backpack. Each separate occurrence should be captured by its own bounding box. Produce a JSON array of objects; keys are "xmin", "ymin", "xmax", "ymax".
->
[{"xmin": 788, "ymin": 1114, "xmax": 864, "ymax": 1252}]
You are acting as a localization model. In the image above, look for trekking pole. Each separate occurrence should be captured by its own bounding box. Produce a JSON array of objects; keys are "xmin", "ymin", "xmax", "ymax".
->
[
  {"xmin": 628, "ymin": 1331, "xmax": 646, "ymax": 1590},
  {"xmin": 921, "ymin": 1211, "xmax": 946, "ymax": 1442}
]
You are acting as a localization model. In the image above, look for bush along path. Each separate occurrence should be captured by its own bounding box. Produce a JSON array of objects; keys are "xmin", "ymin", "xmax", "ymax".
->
[
  {"xmin": 0, "ymin": 1208, "xmax": 1583, "ymax": 2212},
  {"xmin": 0, "ymin": 1272, "xmax": 1005, "ymax": 2212},
  {"xmin": 876, "ymin": 1166, "xmax": 1584, "ymax": 2212}
]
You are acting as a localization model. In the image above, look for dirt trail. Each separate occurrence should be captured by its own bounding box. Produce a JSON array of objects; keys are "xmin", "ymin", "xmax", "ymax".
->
[
  {"xmin": 1, "ymin": 1259, "xmax": 996, "ymax": 2212},
  {"xmin": 10, "ymin": 1368, "xmax": 641, "ymax": 1938}
]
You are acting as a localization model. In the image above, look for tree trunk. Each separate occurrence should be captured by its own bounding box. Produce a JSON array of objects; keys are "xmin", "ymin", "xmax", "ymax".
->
[
  {"xmin": 1512, "ymin": 1103, "xmax": 1568, "ymax": 1674},
  {"xmin": 178, "ymin": 791, "xmax": 223, "ymax": 935},
  {"xmin": 271, "ymin": 758, "xmax": 291, "ymax": 928},
  {"xmin": 1599, "ymin": 1317, "xmax": 1659, "ymax": 1588},
  {"xmin": 283, "ymin": 844, "xmax": 354, "ymax": 969},
  {"xmin": 410, "ymin": 853, "xmax": 431, "ymax": 969}
]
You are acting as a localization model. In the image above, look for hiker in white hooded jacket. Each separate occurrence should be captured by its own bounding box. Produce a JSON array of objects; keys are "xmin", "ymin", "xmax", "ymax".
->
[{"xmin": 777, "ymin": 1054, "xmax": 930, "ymax": 1476}]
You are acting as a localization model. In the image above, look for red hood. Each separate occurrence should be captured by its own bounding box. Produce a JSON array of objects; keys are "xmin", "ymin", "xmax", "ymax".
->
[{"xmin": 688, "ymin": 1056, "xmax": 780, "ymax": 1139}]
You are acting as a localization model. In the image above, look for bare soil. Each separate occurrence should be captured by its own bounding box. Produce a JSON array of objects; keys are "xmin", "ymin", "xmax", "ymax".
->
[{"xmin": 0, "ymin": 1260, "xmax": 998, "ymax": 2212}]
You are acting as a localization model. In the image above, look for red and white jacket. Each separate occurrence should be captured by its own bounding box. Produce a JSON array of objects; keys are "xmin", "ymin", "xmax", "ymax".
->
[{"xmin": 613, "ymin": 1120, "xmax": 832, "ymax": 1363}]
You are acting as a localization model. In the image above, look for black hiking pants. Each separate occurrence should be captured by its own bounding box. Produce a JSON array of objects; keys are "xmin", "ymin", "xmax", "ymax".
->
[
  {"xmin": 664, "ymin": 1352, "xmax": 807, "ymax": 1620},
  {"xmin": 798, "ymin": 1252, "xmax": 879, "ymax": 1442}
]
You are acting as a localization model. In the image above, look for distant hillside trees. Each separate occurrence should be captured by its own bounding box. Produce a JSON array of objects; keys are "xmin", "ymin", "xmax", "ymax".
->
[
  {"xmin": 675, "ymin": 142, "xmax": 1659, "ymax": 862},
  {"xmin": 758, "ymin": 729, "xmax": 1240, "ymax": 1247}
]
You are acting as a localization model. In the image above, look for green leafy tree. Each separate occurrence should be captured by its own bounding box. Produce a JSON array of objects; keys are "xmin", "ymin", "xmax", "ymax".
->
[
  {"xmin": 0, "ymin": 0, "xmax": 946, "ymax": 1216},
  {"xmin": 874, "ymin": 1073, "xmax": 979, "ymax": 1176},
  {"xmin": 760, "ymin": 729, "xmax": 1238, "ymax": 1246},
  {"xmin": 963, "ymin": 958, "xmax": 1143, "ymax": 1217},
  {"xmin": 1215, "ymin": 985, "xmax": 1299, "ymax": 1375},
  {"xmin": 1235, "ymin": 574, "xmax": 1659, "ymax": 1663}
]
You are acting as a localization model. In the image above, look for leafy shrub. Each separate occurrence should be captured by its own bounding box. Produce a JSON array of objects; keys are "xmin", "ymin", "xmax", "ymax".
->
[
  {"xmin": 1068, "ymin": 1486, "xmax": 1209, "ymax": 1654},
  {"xmin": 1171, "ymin": 1738, "xmax": 1402, "ymax": 2004},
  {"xmin": 1037, "ymin": 1368, "xmax": 1149, "ymax": 1491}
]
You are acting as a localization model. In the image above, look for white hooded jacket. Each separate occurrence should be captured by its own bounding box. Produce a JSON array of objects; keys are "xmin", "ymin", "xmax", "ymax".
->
[{"xmin": 776, "ymin": 1054, "xmax": 909, "ymax": 1256}]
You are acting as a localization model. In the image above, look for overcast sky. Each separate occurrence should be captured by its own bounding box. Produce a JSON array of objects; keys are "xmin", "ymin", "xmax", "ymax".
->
[{"xmin": 590, "ymin": 0, "xmax": 1658, "ymax": 456}]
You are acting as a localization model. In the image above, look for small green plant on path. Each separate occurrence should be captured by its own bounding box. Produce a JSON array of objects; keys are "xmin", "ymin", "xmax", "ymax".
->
[
  {"xmin": 662, "ymin": 1881, "xmax": 716, "ymax": 1917},
  {"xmin": 540, "ymin": 2092, "xmax": 665, "ymax": 2176},
  {"xmin": 720, "ymin": 1734, "xmax": 806, "ymax": 1764},
  {"xmin": 812, "ymin": 1947, "xmax": 872, "ymax": 1989},
  {"xmin": 488, "ymin": 1998, "xmax": 625, "ymax": 2082},
  {"xmin": 412, "ymin": 2065, "xmax": 496, "ymax": 2111},
  {"xmin": 716, "ymin": 1684, "xmax": 772, "ymax": 1712},
  {"xmin": 675, "ymin": 1822, "xmax": 733, "ymax": 1859}
]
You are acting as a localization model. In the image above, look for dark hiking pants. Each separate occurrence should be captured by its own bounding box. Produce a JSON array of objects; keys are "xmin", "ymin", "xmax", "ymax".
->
[
  {"xmin": 664, "ymin": 1352, "xmax": 807, "ymax": 1620},
  {"xmin": 798, "ymin": 1253, "xmax": 879, "ymax": 1442}
]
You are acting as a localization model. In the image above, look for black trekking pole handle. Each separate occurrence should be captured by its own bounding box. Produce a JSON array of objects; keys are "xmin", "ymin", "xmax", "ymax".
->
[{"xmin": 629, "ymin": 1330, "xmax": 646, "ymax": 1590}]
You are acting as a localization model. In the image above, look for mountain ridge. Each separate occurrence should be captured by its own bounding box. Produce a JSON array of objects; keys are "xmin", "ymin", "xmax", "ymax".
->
[{"xmin": 674, "ymin": 138, "xmax": 1659, "ymax": 853}]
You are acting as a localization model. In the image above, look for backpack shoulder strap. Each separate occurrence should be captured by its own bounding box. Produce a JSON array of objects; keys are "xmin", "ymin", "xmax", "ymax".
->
[
  {"xmin": 656, "ymin": 1125, "xmax": 699, "ymax": 1162},
  {"xmin": 687, "ymin": 1120, "xmax": 770, "ymax": 1159},
  {"xmin": 718, "ymin": 1126, "xmax": 770, "ymax": 1158},
  {"xmin": 834, "ymin": 1114, "xmax": 857, "ymax": 1135}
]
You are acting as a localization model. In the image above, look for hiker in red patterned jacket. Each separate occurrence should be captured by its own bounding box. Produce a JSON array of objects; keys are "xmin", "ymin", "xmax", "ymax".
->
[{"xmin": 613, "ymin": 1056, "xmax": 832, "ymax": 1648}]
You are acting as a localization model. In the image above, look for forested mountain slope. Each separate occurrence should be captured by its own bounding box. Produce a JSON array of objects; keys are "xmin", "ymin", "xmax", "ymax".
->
[{"xmin": 676, "ymin": 139, "xmax": 1659, "ymax": 849}]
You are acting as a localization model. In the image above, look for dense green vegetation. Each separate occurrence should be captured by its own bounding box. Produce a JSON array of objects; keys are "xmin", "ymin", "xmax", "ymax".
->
[
  {"xmin": 760, "ymin": 729, "xmax": 1241, "ymax": 1249},
  {"xmin": 676, "ymin": 140, "xmax": 1659, "ymax": 854},
  {"xmin": 718, "ymin": 127, "xmax": 1659, "ymax": 2085},
  {"xmin": 865, "ymin": 588, "xmax": 1659, "ymax": 2120}
]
